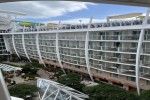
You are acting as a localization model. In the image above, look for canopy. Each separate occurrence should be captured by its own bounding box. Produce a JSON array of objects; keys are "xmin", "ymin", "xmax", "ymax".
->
[
  {"xmin": 0, "ymin": 64, "xmax": 22, "ymax": 72},
  {"xmin": 107, "ymin": 13, "xmax": 143, "ymax": 20},
  {"xmin": 37, "ymin": 78, "xmax": 89, "ymax": 100},
  {"xmin": 11, "ymin": 96, "xmax": 24, "ymax": 100}
]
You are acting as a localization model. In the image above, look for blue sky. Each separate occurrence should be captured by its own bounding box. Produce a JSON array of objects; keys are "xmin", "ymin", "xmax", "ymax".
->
[
  {"xmin": 50, "ymin": 4, "xmax": 147, "ymax": 20},
  {"xmin": 0, "ymin": 1, "xmax": 147, "ymax": 23}
]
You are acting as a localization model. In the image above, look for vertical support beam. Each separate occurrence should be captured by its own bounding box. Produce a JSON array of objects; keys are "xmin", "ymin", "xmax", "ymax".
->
[
  {"xmin": 136, "ymin": 8, "xmax": 150, "ymax": 95},
  {"xmin": 41, "ymin": 84, "xmax": 50, "ymax": 100},
  {"xmin": 54, "ymin": 89, "xmax": 60, "ymax": 100},
  {"xmin": 3, "ymin": 35, "xmax": 10, "ymax": 52},
  {"xmin": 36, "ymin": 33, "xmax": 46, "ymax": 67},
  {"xmin": 56, "ymin": 21, "xmax": 65, "ymax": 73},
  {"xmin": 0, "ymin": 70, "xmax": 11, "ymax": 100},
  {"xmin": 12, "ymin": 34, "xmax": 20, "ymax": 59},
  {"xmin": 85, "ymin": 18, "xmax": 94, "ymax": 81},
  {"xmin": 22, "ymin": 34, "xmax": 31, "ymax": 62}
]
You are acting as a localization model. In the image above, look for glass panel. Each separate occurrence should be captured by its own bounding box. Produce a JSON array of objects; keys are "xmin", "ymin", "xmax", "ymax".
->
[{"xmin": 45, "ymin": 94, "xmax": 56, "ymax": 100}]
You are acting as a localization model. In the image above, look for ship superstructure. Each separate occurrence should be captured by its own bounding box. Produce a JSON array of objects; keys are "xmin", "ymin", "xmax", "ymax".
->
[{"xmin": 1, "ymin": 9, "xmax": 150, "ymax": 95}]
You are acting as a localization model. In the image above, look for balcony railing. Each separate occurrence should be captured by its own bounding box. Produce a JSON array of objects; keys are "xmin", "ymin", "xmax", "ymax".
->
[
  {"xmin": 143, "ymin": 48, "xmax": 150, "ymax": 54},
  {"xmin": 144, "ymin": 35, "xmax": 150, "ymax": 41},
  {"xmin": 89, "ymin": 46, "xmax": 137, "ymax": 53},
  {"xmin": 101, "ymin": 56, "xmax": 136, "ymax": 64},
  {"xmin": 59, "ymin": 36, "xmax": 86, "ymax": 40},
  {"xmin": 141, "ymin": 61, "xmax": 150, "ymax": 67},
  {"xmin": 92, "ymin": 65, "xmax": 136, "ymax": 76},
  {"xmin": 89, "ymin": 35, "xmax": 139, "ymax": 41},
  {"xmin": 141, "ymin": 74, "xmax": 150, "ymax": 80},
  {"xmin": 9, "ymin": 19, "xmax": 144, "ymax": 33},
  {"xmin": 105, "ymin": 46, "xmax": 118, "ymax": 51},
  {"xmin": 120, "ymin": 47, "xmax": 137, "ymax": 52}
]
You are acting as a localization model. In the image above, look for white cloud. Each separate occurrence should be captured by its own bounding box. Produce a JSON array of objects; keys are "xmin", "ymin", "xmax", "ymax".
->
[
  {"xmin": 46, "ymin": 18, "xmax": 106, "ymax": 24},
  {"xmin": 0, "ymin": 1, "xmax": 93, "ymax": 18}
]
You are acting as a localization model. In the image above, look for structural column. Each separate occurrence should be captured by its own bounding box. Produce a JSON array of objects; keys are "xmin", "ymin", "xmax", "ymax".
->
[
  {"xmin": 36, "ymin": 33, "xmax": 46, "ymax": 67},
  {"xmin": 56, "ymin": 21, "xmax": 65, "ymax": 73},
  {"xmin": 135, "ymin": 8, "xmax": 150, "ymax": 95},
  {"xmin": 12, "ymin": 34, "xmax": 20, "ymax": 59},
  {"xmin": 85, "ymin": 18, "xmax": 94, "ymax": 81},
  {"xmin": 0, "ymin": 70, "xmax": 11, "ymax": 100},
  {"xmin": 22, "ymin": 34, "xmax": 31, "ymax": 62},
  {"xmin": 3, "ymin": 35, "xmax": 10, "ymax": 52},
  {"xmin": 11, "ymin": 19, "xmax": 20, "ymax": 58}
]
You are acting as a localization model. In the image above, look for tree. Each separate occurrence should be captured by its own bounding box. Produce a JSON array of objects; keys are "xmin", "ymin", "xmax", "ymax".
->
[
  {"xmin": 57, "ymin": 73, "xmax": 84, "ymax": 91},
  {"xmin": 21, "ymin": 62, "xmax": 41, "ymax": 78},
  {"xmin": 83, "ymin": 84, "xmax": 139, "ymax": 100},
  {"xmin": 9, "ymin": 84, "xmax": 38, "ymax": 99},
  {"xmin": 140, "ymin": 90, "xmax": 150, "ymax": 100},
  {"xmin": 21, "ymin": 62, "xmax": 44, "ymax": 69}
]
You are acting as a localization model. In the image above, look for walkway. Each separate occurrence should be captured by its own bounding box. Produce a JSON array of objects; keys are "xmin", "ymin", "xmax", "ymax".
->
[{"xmin": 37, "ymin": 69, "xmax": 50, "ymax": 80}]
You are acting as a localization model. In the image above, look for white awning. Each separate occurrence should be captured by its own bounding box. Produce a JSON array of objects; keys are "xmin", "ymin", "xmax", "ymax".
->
[
  {"xmin": 107, "ymin": 13, "xmax": 143, "ymax": 20},
  {"xmin": 0, "ymin": 64, "xmax": 22, "ymax": 72},
  {"xmin": 11, "ymin": 96, "xmax": 24, "ymax": 100}
]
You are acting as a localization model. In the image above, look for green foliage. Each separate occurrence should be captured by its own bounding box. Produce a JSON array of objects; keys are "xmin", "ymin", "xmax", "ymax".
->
[
  {"xmin": 22, "ymin": 65, "xmax": 31, "ymax": 74},
  {"xmin": 44, "ymin": 66, "xmax": 65, "ymax": 78},
  {"xmin": 22, "ymin": 62, "xmax": 44, "ymax": 69},
  {"xmin": 140, "ymin": 90, "xmax": 150, "ymax": 100},
  {"xmin": 5, "ymin": 78, "xmax": 11, "ymax": 83},
  {"xmin": 51, "ymin": 67, "xmax": 64, "ymax": 78},
  {"xmin": 9, "ymin": 84, "xmax": 38, "ymax": 99},
  {"xmin": 21, "ymin": 62, "xmax": 43, "ymax": 73},
  {"xmin": 83, "ymin": 84, "xmax": 139, "ymax": 100},
  {"xmin": 21, "ymin": 62, "xmax": 42, "ymax": 78},
  {"xmin": 57, "ymin": 73, "xmax": 84, "ymax": 91}
]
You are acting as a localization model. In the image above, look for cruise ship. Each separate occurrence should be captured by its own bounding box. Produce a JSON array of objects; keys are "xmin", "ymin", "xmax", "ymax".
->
[{"xmin": 1, "ymin": 9, "xmax": 150, "ymax": 95}]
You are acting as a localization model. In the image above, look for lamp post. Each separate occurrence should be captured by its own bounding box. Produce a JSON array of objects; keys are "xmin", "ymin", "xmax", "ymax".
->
[
  {"xmin": 79, "ymin": 19, "xmax": 82, "ymax": 25},
  {"xmin": 79, "ymin": 20, "xmax": 82, "ymax": 28}
]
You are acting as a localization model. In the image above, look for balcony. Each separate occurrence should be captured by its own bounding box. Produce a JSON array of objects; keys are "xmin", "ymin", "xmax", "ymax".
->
[
  {"xmin": 79, "ymin": 61, "xmax": 86, "ymax": 66},
  {"xmin": 78, "ymin": 45, "xmax": 85, "ymax": 48},
  {"xmin": 89, "ymin": 35, "xmax": 101, "ymax": 40},
  {"xmin": 120, "ymin": 47, "xmax": 137, "ymax": 53},
  {"xmin": 90, "ymin": 46, "xmax": 102, "ymax": 50},
  {"xmin": 106, "ymin": 56, "xmax": 118, "ymax": 62},
  {"xmin": 79, "ymin": 53, "xmax": 85, "ymax": 57},
  {"xmin": 59, "ymin": 36, "xmax": 75, "ymax": 40},
  {"xmin": 69, "ymin": 45, "xmax": 76, "ymax": 48},
  {"xmin": 144, "ymin": 35, "xmax": 150, "ymax": 41},
  {"xmin": 105, "ymin": 46, "xmax": 118, "ymax": 51},
  {"xmin": 120, "ymin": 35, "xmax": 139, "ymax": 40},
  {"xmin": 102, "ymin": 35, "xmax": 118, "ymax": 40},
  {"xmin": 122, "ymin": 70, "xmax": 135, "ymax": 76},
  {"xmin": 75, "ymin": 36, "xmax": 86, "ymax": 40},
  {"xmin": 141, "ymin": 74, "xmax": 150, "ymax": 80},
  {"xmin": 88, "ymin": 54, "xmax": 94, "ymax": 58},
  {"xmin": 104, "ymin": 67, "xmax": 118, "ymax": 73},
  {"xmin": 94, "ymin": 55, "xmax": 102, "ymax": 59},
  {"xmin": 70, "ymin": 53, "xmax": 76, "ymax": 56},
  {"xmin": 121, "ymin": 58, "xmax": 136, "ymax": 64},
  {"xmin": 91, "ymin": 63, "xmax": 102, "ymax": 69},
  {"xmin": 141, "ymin": 61, "xmax": 150, "ymax": 67},
  {"xmin": 71, "ymin": 60, "xmax": 78, "ymax": 64},
  {"xmin": 143, "ymin": 48, "xmax": 150, "ymax": 54}
]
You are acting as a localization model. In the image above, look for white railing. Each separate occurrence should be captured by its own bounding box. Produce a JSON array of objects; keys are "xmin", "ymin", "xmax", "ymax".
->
[
  {"xmin": 2, "ymin": 19, "xmax": 145, "ymax": 33},
  {"xmin": 89, "ymin": 35, "xmax": 139, "ymax": 40}
]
